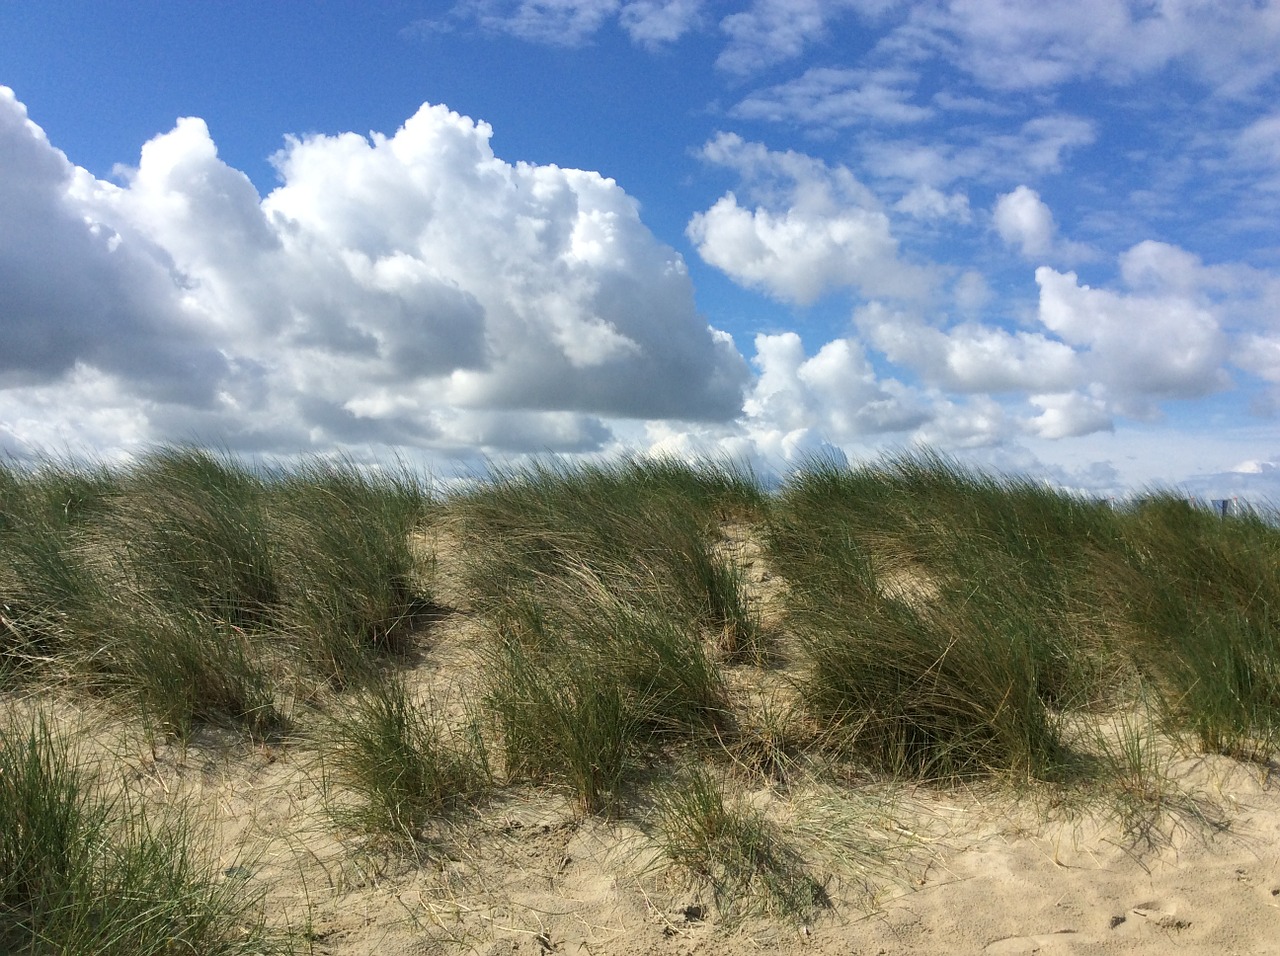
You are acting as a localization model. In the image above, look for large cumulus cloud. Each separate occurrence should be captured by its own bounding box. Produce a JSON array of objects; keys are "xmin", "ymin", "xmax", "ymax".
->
[
  {"xmin": 687, "ymin": 133, "xmax": 936, "ymax": 306},
  {"xmin": 0, "ymin": 89, "xmax": 749, "ymax": 457}
]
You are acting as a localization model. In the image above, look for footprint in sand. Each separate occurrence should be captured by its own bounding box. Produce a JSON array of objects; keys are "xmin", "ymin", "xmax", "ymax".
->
[
  {"xmin": 983, "ymin": 929, "xmax": 1080, "ymax": 953},
  {"xmin": 1130, "ymin": 900, "xmax": 1192, "ymax": 932}
]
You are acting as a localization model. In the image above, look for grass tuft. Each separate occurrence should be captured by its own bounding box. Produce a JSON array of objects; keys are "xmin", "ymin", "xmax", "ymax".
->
[
  {"xmin": 0, "ymin": 712, "xmax": 288, "ymax": 955},
  {"xmin": 271, "ymin": 457, "xmax": 433, "ymax": 685},
  {"xmin": 653, "ymin": 768, "xmax": 827, "ymax": 923},
  {"xmin": 324, "ymin": 673, "xmax": 490, "ymax": 843}
]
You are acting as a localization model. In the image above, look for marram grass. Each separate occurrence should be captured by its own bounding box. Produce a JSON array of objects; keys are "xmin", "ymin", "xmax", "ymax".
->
[{"xmin": 2, "ymin": 445, "xmax": 1279, "ymax": 943}]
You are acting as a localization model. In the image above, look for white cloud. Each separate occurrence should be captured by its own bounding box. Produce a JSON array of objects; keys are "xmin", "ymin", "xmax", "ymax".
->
[
  {"xmin": 731, "ymin": 330, "xmax": 931, "ymax": 463},
  {"xmin": 992, "ymin": 115, "xmax": 1096, "ymax": 174},
  {"xmin": 993, "ymin": 185, "xmax": 1094, "ymax": 263},
  {"xmin": 715, "ymin": 0, "xmax": 837, "ymax": 75},
  {"xmin": 0, "ymin": 89, "xmax": 749, "ymax": 458},
  {"xmin": 952, "ymin": 270, "xmax": 991, "ymax": 314},
  {"xmin": 919, "ymin": 0, "xmax": 1280, "ymax": 95},
  {"xmin": 894, "ymin": 184, "xmax": 971, "ymax": 222},
  {"xmin": 859, "ymin": 113, "xmax": 1095, "ymax": 189},
  {"xmin": 1236, "ymin": 112, "xmax": 1280, "ymax": 168},
  {"xmin": 1236, "ymin": 334, "xmax": 1280, "ymax": 387},
  {"xmin": 1035, "ymin": 264, "xmax": 1230, "ymax": 401},
  {"xmin": 688, "ymin": 134, "xmax": 935, "ymax": 305},
  {"xmin": 618, "ymin": 0, "xmax": 704, "ymax": 45},
  {"xmin": 1025, "ymin": 390, "xmax": 1113, "ymax": 440},
  {"xmin": 425, "ymin": 0, "xmax": 701, "ymax": 47},
  {"xmin": 993, "ymin": 185, "xmax": 1055, "ymax": 258},
  {"xmin": 463, "ymin": 0, "xmax": 622, "ymax": 46},
  {"xmin": 732, "ymin": 67, "xmax": 933, "ymax": 128},
  {"xmin": 0, "ymin": 90, "xmax": 230, "ymax": 404},
  {"xmin": 914, "ymin": 394, "xmax": 1012, "ymax": 448},
  {"xmin": 1233, "ymin": 112, "xmax": 1280, "ymax": 193},
  {"xmin": 714, "ymin": 0, "xmax": 905, "ymax": 74},
  {"xmin": 856, "ymin": 302, "xmax": 1081, "ymax": 395}
]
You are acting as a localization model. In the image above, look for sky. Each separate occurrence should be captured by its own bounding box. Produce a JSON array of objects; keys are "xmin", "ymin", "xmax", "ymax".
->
[{"xmin": 2, "ymin": 1, "xmax": 1279, "ymax": 497}]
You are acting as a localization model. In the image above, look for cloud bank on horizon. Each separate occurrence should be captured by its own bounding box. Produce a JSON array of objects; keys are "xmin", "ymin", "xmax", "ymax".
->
[{"xmin": 2, "ymin": 0, "xmax": 1279, "ymax": 497}]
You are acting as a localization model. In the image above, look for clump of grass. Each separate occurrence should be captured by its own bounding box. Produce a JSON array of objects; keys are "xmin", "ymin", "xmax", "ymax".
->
[
  {"xmin": 483, "ymin": 563, "xmax": 729, "ymax": 814},
  {"xmin": 486, "ymin": 633, "xmax": 638, "ymax": 814},
  {"xmin": 454, "ymin": 456, "xmax": 764, "ymax": 653},
  {"xmin": 0, "ymin": 516, "xmax": 102, "ymax": 676},
  {"xmin": 716, "ymin": 691, "xmax": 804, "ymax": 788},
  {"xmin": 271, "ymin": 457, "xmax": 433, "ymax": 685},
  {"xmin": 324, "ymin": 674, "xmax": 490, "ymax": 843},
  {"xmin": 455, "ymin": 458, "xmax": 756, "ymax": 813},
  {"xmin": 94, "ymin": 604, "xmax": 286, "ymax": 740},
  {"xmin": 796, "ymin": 586, "xmax": 1066, "ymax": 779},
  {"xmin": 1115, "ymin": 494, "xmax": 1280, "ymax": 760},
  {"xmin": 0, "ymin": 460, "xmax": 113, "ymax": 678},
  {"xmin": 0, "ymin": 712, "xmax": 289, "ymax": 955},
  {"xmin": 109, "ymin": 447, "xmax": 279, "ymax": 629},
  {"xmin": 653, "ymin": 768, "xmax": 826, "ymax": 923},
  {"xmin": 768, "ymin": 453, "xmax": 1085, "ymax": 780},
  {"xmin": 1056, "ymin": 698, "xmax": 1227, "ymax": 851}
]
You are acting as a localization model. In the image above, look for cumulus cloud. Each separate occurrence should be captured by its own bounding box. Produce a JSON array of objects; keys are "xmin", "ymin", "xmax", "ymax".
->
[
  {"xmin": 0, "ymin": 90, "xmax": 230, "ymax": 404},
  {"xmin": 1036, "ymin": 264, "xmax": 1230, "ymax": 402},
  {"xmin": 687, "ymin": 134, "xmax": 935, "ymax": 305},
  {"xmin": 745, "ymin": 331, "xmax": 928, "ymax": 436},
  {"xmin": 993, "ymin": 185, "xmax": 1056, "ymax": 258},
  {"xmin": 991, "ymin": 186, "xmax": 1092, "ymax": 264},
  {"xmin": 855, "ymin": 302, "xmax": 1081, "ymax": 395},
  {"xmin": 0, "ymin": 88, "xmax": 749, "ymax": 458},
  {"xmin": 1025, "ymin": 390, "xmax": 1113, "ymax": 440}
]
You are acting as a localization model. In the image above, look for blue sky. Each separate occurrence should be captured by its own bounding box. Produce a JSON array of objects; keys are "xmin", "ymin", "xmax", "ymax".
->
[{"xmin": 2, "ymin": 1, "xmax": 1279, "ymax": 496}]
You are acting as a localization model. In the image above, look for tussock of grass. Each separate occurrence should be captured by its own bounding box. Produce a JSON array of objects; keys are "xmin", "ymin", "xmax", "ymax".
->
[
  {"xmin": 1086, "ymin": 706, "xmax": 1224, "ymax": 847},
  {"xmin": 452, "ymin": 458, "xmax": 758, "ymax": 811},
  {"xmin": 453, "ymin": 455, "xmax": 763, "ymax": 648},
  {"xmin": 324, "ymin": 674, "xmax": 490, "ymax": 843},
  {"xmin": 1116, "ymin": 493, "xmax": 1280, "ymax": 759},
  {"xmin": 767, "ymin": 453, "xmax": 1097, "ymax": 780},
  {"xmin": 0, "ymin": 461, "xmax": 109, "ymax": 674},
  {"xmin": 653, "ymin": 768, "xmax": 826, "ymax": 923},
  {"xmin": 483, "ymin": 563, "xmax": 729, "ymax": 813},
  {"xmin": 271, "ymin": 457, "xmax": 432, "ymax": 685},
  {"xmin": 97, "ymin": 605, "xmax": 286, "ymax": 739},
  {"xmin": 110, "ymin": 447, "xmax": 279, "ymax": 628},
  {"xmin": 0, "ymin": 712, "xmax": 287, "ymax": 955}
]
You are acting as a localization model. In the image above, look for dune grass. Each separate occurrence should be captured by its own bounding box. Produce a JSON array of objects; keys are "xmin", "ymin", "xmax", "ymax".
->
[
  {"xmin": 323, "ymin": 672, "xmax": 490, "ymax": 844},
  {"xmin": 451, "ymin": 457, "xmax": 759, "ymax": 811},
  {"xmin": 0, "ymin": 712, "xmax": 288, "ymax": 956},
  {"xmin": 2, "ymin": 444, "xmax": 1279, "ymax": 942},
  {"xmin": 653, "ymin": 768, "xmax": 826, "ymax": 923},
  {"xmin": 766, "ymin": 451, "xmax": 1280, "ymax": 778},
  {"xmin": 765, "ymin": 452, "xmax": 1103, "ymax": 780},
  {"xmin": 1115, "ymin": 493, "xmax": 1280, "ymax": 759}
]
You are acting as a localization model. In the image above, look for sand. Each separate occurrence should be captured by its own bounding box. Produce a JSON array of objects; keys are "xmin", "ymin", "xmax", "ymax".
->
[{"xmin": 75, "ymin": 710, "xmax": 1279, "ymax": 956}]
